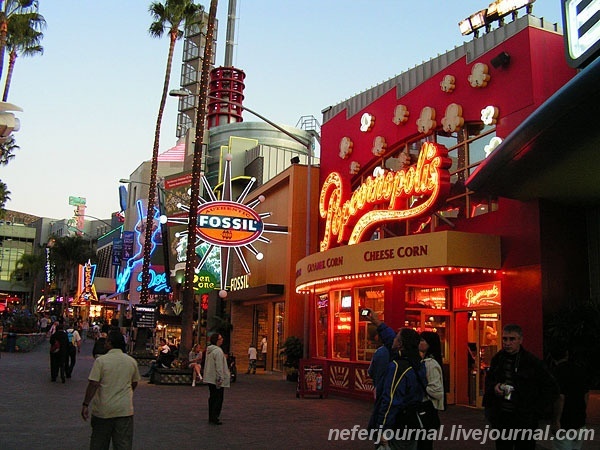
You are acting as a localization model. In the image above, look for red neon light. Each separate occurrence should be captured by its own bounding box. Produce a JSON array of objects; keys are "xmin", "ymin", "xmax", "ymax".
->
[{"xmin": 319, "ymin": 142, "xmax": 451, "ymax": 250}]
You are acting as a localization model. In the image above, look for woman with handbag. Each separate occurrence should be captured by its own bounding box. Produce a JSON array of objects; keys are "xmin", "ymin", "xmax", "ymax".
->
[{"xmin": 417, "ymin": 331, "xmax": 445, "ymax": 450}]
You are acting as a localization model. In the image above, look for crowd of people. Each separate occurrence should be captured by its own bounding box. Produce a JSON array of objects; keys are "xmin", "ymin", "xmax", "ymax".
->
[
  {"xmin": 364, "ymin": 311, "xmax": 590, "ymax": 450},
  {"xmin": 29, "ymin": 307, "xmax": 592, "ymax": 449}
]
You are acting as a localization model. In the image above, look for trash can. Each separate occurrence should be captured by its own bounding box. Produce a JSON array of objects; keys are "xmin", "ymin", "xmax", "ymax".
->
[{"xmin": 6, "ymin": 332, "xmax": 17, "ymax": 352}]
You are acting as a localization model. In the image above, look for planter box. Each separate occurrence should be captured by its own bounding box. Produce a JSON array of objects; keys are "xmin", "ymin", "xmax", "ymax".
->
[
  {"xmin": 151, "ymin": 367, "xmax": 194, "ymax": 385},
  {"xmin": 1, "ymin": 333, "xmax": 45, "ymax": 352}
]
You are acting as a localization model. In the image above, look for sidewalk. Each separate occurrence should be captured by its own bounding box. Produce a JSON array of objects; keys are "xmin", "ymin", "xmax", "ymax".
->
[{"xmin": 0, "ymin": 338, "xmax": 598, "ymax": 449}]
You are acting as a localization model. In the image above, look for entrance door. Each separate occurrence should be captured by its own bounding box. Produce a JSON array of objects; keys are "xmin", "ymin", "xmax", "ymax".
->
[
  {"xmin": 464, "ymin": 309, "xmax": 500, "ymax": 407},
  {"xmin": 404, "ymin": 309, "xmax": 453, "ymax": 404}
]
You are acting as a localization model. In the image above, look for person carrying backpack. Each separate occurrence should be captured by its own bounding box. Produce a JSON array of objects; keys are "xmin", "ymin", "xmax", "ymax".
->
[{"xmin": 65, "ymin": 323, "xmax": 82, "ymax": 378}]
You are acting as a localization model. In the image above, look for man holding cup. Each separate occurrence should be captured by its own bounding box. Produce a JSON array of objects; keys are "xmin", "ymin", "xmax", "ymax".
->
[{"xmin": 483, "ymin": 324, "xmax": 558, "ymax": 449}]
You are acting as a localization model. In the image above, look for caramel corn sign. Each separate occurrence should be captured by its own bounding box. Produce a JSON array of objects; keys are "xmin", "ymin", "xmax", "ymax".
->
[{"xmin": 320, "ymin": 142, "xmax": 451, "ymax": 250}]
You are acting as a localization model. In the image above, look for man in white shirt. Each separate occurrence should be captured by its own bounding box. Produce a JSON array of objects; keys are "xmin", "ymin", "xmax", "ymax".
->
[
  {"xmin": 81, "ymin": 331, "xmax": 141, "ymax": 449},
  {"xmin": 66, "ymin": 324, "xmax": 82, "ymax": 379}
]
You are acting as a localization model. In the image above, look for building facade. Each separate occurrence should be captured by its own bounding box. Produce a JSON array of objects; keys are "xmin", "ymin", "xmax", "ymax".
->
[{"xmin": 295, "ymin": 14, "xmax": 578, "ymax": 404}]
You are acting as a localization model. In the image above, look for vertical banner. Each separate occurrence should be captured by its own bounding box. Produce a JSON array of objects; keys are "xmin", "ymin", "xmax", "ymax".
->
[
  {"xmin": 112, "ymin": 238, "xmax": 123, "ymax": 266},
  {"xmin": 122, "ymin": 231, "xmax": 135, "ymax": 261}
]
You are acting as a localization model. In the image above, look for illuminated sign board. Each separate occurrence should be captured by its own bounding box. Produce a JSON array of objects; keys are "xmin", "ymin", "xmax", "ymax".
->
[
  {"xmin": 562, "ymin": 0, "xmax": 600, "ymax": 68},
  {"xmin": 76, "ymin": 260, "xmax": 98, "ymax": 303},
  {"xmin": 454, "ymin": 282, "xmax": 501, "ymax": 309},
  {"xmin": 196, "ymin": 201, "xmax": 264, "ymax": 247},
  {"xmin": 319, "ymin": 142, "xmax": 451, "ymax": 250}
]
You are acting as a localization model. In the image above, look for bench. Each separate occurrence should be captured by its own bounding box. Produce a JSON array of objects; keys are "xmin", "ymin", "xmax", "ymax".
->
[{"xmin": 151, "ymin": 367, "xmax": 194, "ymax": 385}]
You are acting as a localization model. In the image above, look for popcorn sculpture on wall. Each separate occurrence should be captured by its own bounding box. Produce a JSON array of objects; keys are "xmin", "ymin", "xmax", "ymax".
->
[
  {"xmin": 350, "ymin": 161, "xmax": 361, "ymax": 175},
  {"xmin": 484, "ymin": 136, "xmax": 503, "ymax": 157},
  {"xmin": 360, "ymin": 112, "xmax": 375, "ymax": 132},
  {"xmin": 481, "ymin": 105, "xmax": 499, "ymax": 125},
  {"xmin": 440, "ymin": 74, "xmax": 456, "ymax": 93},
  {"xmin": 392, "ymin": 104, "xmax": 409, "ymax": 125},
  {"xmin": 339, "ymin": 136, "xmax": 353, "ymax": 159},
  {"xmin": 441, "ymin": 103, "xmax": 464, "ymax": 133},
  {"xmin": 416, "ymin": 106, "xmax": 436, "ymax": 134},
  {"xmin": 468, "ymin": 62, "xmax": 491, "ymax": 88},
  {"xmin": 372, "ymin": 136, "xmax": 387, "ymax": 157}
]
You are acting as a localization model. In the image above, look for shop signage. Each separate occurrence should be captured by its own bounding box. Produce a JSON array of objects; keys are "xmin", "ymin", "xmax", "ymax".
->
[
  {"xmin": 319, "ymin": 142, "xmax": 451, "ymax": 251},
  {"xmin": 230, "ymin": 274, "xmax": 250, "ymax": 291},
  {"xmin": 76, "ymin": 260, "xmax": 98, "ymax": 303},
  {"xmin": 195, "ymin": 270, "xmax": 218, "ymax": 293},
  {"xmin": 133, "ymin": 305, "xmax": 157, "ymax": 328},
  {"xmin": 196, "ymin": 201, "xmax": 264, "ymax": 247},
  {"xmin": 562, "ymin": 0, "xmax": 600, "ymax": 68},
  {"xmin": 296, "ymin": 231, "xmax": 501, "ymax": 289},
  {"xmin": 454, "ymin": 282, "xmax": 501, "ymax": 309}
]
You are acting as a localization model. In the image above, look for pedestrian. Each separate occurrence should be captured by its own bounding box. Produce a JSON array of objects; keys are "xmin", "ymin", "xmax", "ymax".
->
[
  {"xmin": 143, "ymin": 338, "xmax": 173, "ymax": 382},
  {"xmin": 418, "ymin": 331, "xmax": 445, "ymax": 450},
  {"xmin": 93, "ymin": 324, "xmax": 110, "ymax": 359},
  {"xmin": 375, "ymin": 327, "xmax": 426, "ymax": 450},
  {"xmin": 66, "ymin": 322, "xmax": 82, "ymax": 378},
  {"xmin": 81, "ymin": 330, "xmax": 141, "ymax": 450},
  {"xmin": 260, "ymin": 335, "xmax": 267, "ymax": 370},
  {"xmin": 366, "ymin": 311, "xmax": 395, "ymax": 431},
  {"xmin": 188, "ymin": 343, "xmax": 203, "ymax": 387},
  {"xmin": 247, "ymin": 343, "xmax": 257, "ymax": 374},
  {"xmin": 40, "ymin": 315, "xmax": 49, "ymax": 333},
  {"xmin": 483, "ymin": 324, "xmax": 559, "ymax": 450},
  {"xmin": 204, "ymin": 333, "xmax": 230, "ymax": 425},
  {"xmin": 49, "ymin": 323, "xmax": 69, "ymax": 383},
  {"xmin": 550, "ymin": 344, "xmax": 589, "ymax": 450},
  {"xmin": 81, "ymin": 318, "xmax": 90, "ymax": 342}
]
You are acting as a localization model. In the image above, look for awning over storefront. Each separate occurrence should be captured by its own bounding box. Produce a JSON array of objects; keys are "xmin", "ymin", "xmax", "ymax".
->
[
  {"xmin": 466, "ymin": 56, "xmax": 600, "ymax": 204},
  {"xmin": 295, "ymin": 231, "xmax": 501, "ymax": 291},
  {"xmin": 226, "ymin": 284, "xmax": 284, "ymax": 302}
]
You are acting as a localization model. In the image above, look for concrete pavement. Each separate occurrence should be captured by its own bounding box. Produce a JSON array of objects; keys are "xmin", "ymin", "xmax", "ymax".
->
[{"xmin": 0, "ymin": 338, "xmax": 598, "ymax": 449}]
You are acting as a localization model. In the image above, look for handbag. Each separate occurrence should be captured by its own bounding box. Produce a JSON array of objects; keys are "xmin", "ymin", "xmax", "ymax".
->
[{"xmin": 50, "ymin": 340, "xmax": 60, "ymax": 353}]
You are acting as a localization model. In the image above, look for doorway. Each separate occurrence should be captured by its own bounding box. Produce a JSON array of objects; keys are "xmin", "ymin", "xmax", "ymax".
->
[
  {"xmin": 460, "ymin": 309, "xmax": 501, "ymax": 407},
  {"xmin": 404, "ymin": 309, "xmax": 453, "ymax": 404}
]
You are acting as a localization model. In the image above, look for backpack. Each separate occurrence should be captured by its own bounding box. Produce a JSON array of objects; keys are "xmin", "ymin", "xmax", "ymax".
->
[{"xmin": 67, "ymin": 329, "xmax": 75, "ymax": 347}]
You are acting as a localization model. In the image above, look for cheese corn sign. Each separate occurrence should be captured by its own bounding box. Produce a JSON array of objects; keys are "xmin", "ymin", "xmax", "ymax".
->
[{"xmin": 319, "ymin": 142, "xmax": 452, "ymax": 250}]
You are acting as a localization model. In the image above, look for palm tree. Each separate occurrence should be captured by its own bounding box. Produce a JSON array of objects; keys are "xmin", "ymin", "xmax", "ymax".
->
[
  {"xmin": 3, "ymin": 9, "xmax": 45, "ymax": 101},
  {"xmin": 11, "ymin": 252, "xmax": 44, "ymax": 310},
  {"xmin": 141, "ymin": 0, "xmax": 203, "ymax": 303},
  {"xmin": 0, "ymin": 180, "xmax": 10, "ymax": 217},
  {"xmin": 0, "ymin": 134, "xmax": 18, "ymax": 165},
  {"xmin": 0, "ymin": 0, "xmax": 37, "ymax": 80},
  {"xmin": 49, "ymin": 235, "xmax": 96, "ymax": 316}
]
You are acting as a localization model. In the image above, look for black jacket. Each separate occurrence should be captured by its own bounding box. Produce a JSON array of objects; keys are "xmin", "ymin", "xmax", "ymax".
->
[
  {"xmin": 49, "ymin": 330, "xmax": 69, "ymax": 357},
  {"xmin": 483, "ymin": 346, "xmax": 558, "ymax": 423}
]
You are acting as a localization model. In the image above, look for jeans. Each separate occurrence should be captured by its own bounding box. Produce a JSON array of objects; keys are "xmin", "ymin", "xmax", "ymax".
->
[
  {"xmin": 50, "ymin": 352, "xmax": 66, "ymax": 381},
  {"xmin": 208, "ymin": 383, "xmax": 225, "ymax": 422},
  {"xmin": 90, "ymin": 415, "xmax": 134, "ymax": 450},
  {"xmin": 66, "ymin": 345, "xmax": 77, "ymax": 377}
]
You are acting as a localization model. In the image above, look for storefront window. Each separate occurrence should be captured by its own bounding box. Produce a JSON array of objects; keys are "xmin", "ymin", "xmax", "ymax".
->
[
  {"xmin": 405, "ymin": 286, "xmax": 448, "ymax": 309},
  {"xmin": 356, "ymin": 285, "xmax": 385, "ymax": 362},
  {"xmin": 315, "ymin": 294, "xmax": 329, "ymax": 358},
  {"xmin": 332, "ymin": 289, "xmax": 352, "ymax": 360}
]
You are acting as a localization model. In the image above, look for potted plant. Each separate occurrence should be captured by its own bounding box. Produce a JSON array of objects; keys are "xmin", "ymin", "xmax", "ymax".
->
[{"xmin": 280, "ymin": 336, "xmax": 303, "ymax": 382}]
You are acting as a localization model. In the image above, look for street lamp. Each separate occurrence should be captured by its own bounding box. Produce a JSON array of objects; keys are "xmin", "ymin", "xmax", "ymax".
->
[{"xmin": 169, "ymin": 91, "xmax": 315, "ymax": 359}]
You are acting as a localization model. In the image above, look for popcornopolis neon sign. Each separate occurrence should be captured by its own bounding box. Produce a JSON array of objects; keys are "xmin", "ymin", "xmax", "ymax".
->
[{"xmin": 319, "ymin": 142, "xmax": 451, "ymax": 250}]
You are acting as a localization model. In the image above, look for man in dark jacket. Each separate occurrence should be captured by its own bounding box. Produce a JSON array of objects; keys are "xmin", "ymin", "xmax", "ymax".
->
[
  {"xmin": 49, "ymin": 323, "xmax": 70, "ymax": 383},
  {"xmin": 483, "ymin": 324, "xmax": 559, "ymax": 450}
]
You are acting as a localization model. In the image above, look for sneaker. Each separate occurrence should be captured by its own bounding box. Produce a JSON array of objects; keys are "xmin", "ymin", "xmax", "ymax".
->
[{"xmin": 192, "ymin": 380, "xmax": 196, "ymax": 387}]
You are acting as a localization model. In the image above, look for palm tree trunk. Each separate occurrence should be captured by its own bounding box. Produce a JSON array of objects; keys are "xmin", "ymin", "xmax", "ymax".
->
[
  {"xmin": 3, "ymin": 50, "xmax": 16, "ymax": 101},
  {"xmin": 140, "ymin": 31, "xmax": 177, "ymax": 303},
  {"xmin": 0, "ymin": 14, "xmax": 7, "ymax": 80},
  {"xmin": 180, "ymin": 0, "xmax": 219, "ymax": 361}
]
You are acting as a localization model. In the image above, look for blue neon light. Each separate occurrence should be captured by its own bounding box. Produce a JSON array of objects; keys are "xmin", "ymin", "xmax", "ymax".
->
[{"xmin": 116, "ymin": 199, "xmax": 170, "ymax": 294}]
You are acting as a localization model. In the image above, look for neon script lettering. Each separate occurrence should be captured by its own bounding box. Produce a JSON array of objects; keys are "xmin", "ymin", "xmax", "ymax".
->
[{"xmin": 319, "ymin": 142, "xmax": 451, "ymax": 250}]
